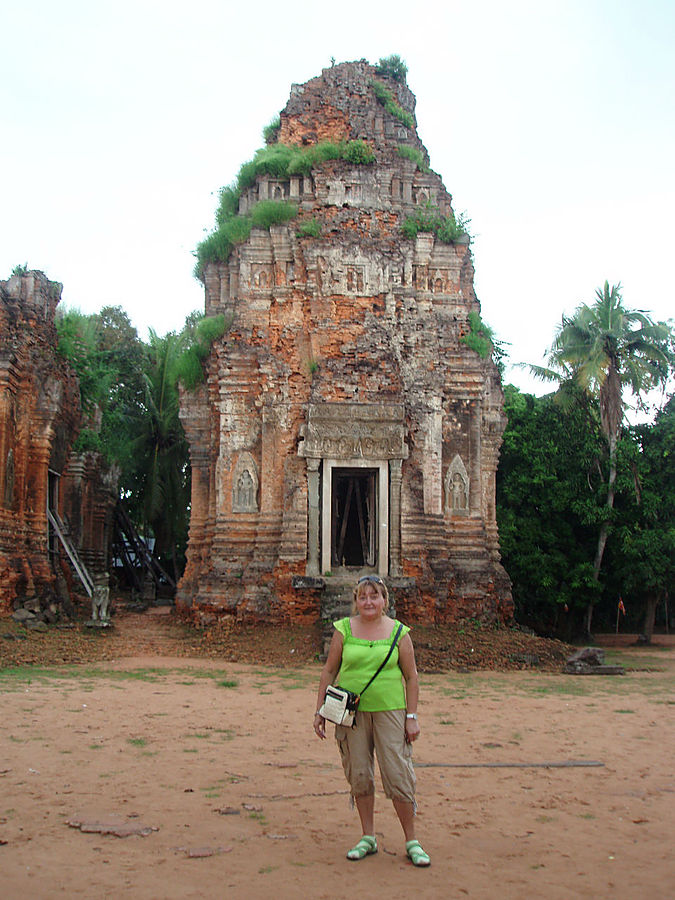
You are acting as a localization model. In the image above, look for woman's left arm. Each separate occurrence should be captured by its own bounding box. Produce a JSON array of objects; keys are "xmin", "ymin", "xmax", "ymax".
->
[{"xmin": 398, "ymin": 633, "xmax": 421, "ymax": 742}]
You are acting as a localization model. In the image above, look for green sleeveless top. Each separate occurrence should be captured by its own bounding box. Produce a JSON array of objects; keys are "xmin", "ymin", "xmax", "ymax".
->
[{"xmin": 334, "ymin": 617, "xmax": 410, "ymax": 712}]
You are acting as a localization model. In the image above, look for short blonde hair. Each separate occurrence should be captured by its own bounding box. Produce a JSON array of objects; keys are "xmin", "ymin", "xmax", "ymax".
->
[{"xmin": 351, "ymin": 575, "xmax": 390, "ymax": 615}]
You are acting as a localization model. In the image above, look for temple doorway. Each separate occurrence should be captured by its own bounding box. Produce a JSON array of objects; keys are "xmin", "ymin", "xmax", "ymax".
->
[{"xmin": 331, "ymin": 468, "xmax": 376, "ymax": 567}]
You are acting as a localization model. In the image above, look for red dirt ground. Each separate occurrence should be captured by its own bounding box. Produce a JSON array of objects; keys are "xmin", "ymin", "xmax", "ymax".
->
[{"xmin": 1, "ymin": 607, "xmax": 673, "ymax": 899}]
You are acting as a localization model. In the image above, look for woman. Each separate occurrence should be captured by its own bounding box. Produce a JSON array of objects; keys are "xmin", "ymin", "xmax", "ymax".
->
[{"xmin": 313, "ymin": 575, "xmax": 431, "ymax": 866}]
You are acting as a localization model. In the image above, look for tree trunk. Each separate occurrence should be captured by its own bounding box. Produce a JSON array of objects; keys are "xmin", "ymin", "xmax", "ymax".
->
[
  {"xmin": 585, "ymin": 432, "xmax": 618, "ymax": 640},
  {"xmin": 642, "ymin": 593, "xmax": 659, "ymax": 643}
]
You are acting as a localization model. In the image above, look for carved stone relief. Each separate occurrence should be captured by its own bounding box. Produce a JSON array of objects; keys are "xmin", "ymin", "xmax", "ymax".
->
[
  {"xmin": 232, "ymin": 451, "xmax": 259, "ymax": 512},
  {"xmin": 299, "ymin": 403, "xmax": 408, "ymax": 461},
  {"xmin": 251, "ymin": 264, "xmax": 273, "ymax": 289},
  {"xmin": 326, "ymin": 179, "xmax": 364, "ymax": 207},
  {"xmin": 313, "ymin": 251, "xmax": 387, "ymax": 296},
  {"xmin": 346, "ymin": 265, "xmax": 365, "ymax": 293},
  {"xmin": 445, "ymin": 453, "xmax": 470, "ymax": 515}
]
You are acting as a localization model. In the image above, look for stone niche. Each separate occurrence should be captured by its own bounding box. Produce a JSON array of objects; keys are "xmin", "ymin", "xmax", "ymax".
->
[{"xmin": 177, "ymin": 60, "xmax": 513, "ymax": 626}]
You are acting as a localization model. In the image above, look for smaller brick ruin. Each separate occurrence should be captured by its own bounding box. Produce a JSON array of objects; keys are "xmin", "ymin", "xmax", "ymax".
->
[{"xmin": 0, "ymin": 271, "xmax": 115, "ymax": 618}]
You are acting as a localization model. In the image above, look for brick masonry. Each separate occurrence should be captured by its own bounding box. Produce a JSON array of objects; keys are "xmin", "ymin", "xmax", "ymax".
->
[
  {"xmin": 0, "ymin": 271, "xmax": 115, "ymax": 615},
  {"xmin": 177, "ymin": 61, "xmax": 513, "ymax": 625}
]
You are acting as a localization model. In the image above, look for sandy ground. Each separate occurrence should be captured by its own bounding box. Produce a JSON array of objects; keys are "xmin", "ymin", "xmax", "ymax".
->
[{"xmin": 1, "ymin": 632, "xmax": 673, "ymax": 899}]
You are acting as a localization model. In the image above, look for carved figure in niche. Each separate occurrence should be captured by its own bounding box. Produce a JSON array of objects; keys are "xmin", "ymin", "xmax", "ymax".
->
[
  {"xmin": 430, "ymin": 269, "xmax": 448, "ymax": 293},
  {"xmin": 273, "ymin": 184, "xmax": 283, "ymax": 200},
  {"xmin": 452, "ymin": 473, "xmax": 468, "ymax": 509},
  {"xmin": 4, "ymin": 448, "xmax": 14, "ymax": 508},
  {"xmin": 237, "ymin": 471, "xmax": 254, "ymax": 508},
  {"xmin": 346, "ymin": 266, "xmax": 364, "ymax": 293},
  {"xmin": 316, "ymin": 256, "xmax": 331, "ymax": 291},
  {"xmin": 413, "ymin": 266, "xmax": 428, "ymax": 291},
  {"xmin": 344, "ymin": 184, "xmax": 362, "ymax": 203},
  {"xmin": 232, "ymin": 452, "xmax": 259, "ymax": 512},
  {"xmin": 253, "ymin": 266, "xmax": 271, "ymax": 288},
  {"xmin": 445, "ymin": 453, "xmax": 470, "ymax": 515}
]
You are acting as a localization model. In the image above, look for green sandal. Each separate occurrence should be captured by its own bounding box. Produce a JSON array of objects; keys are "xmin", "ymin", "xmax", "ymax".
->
[
  {"xmin": 347, "ymin": 835, "xmax": 378, "ymax": 860},
  {"xmin": 406, "ymin": 839, "xmax": 431, "ymax": 867}
]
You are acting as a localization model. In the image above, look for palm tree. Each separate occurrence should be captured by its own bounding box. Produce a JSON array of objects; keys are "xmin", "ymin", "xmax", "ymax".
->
[
  {"xmin": 134, "ymin": 329, "xmax": 191, "ymax": 582},
  {"xmin": 534, "ymin": 282, "xmax": 674, "ymax": 636},
  {"xmin": 126, "ymin": 314, "xmax": 226, "ymax": 584}
]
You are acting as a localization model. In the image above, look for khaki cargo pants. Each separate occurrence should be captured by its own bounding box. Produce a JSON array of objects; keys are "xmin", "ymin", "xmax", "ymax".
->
[{"xmin": 335, "ymin": 708, "xmax": 416, "ymax": 804}]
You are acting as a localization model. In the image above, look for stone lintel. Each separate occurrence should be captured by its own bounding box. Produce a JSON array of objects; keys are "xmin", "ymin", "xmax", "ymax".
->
[{"xmin": 299, "ymin": 402, "xmax": 408, "ymax": 460}]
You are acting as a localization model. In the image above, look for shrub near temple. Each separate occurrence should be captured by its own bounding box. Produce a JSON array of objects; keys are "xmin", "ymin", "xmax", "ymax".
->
[
  {"xmin": 396, "ymin": 144, "xmax": 430, "ymax": 173},
  {"xmin": 374, "ymin": 54, "xmax": 409, "ymax": 83},
  {"xmin": 401, "ymin": 201, "xmax": 470, "ymax": 244},
  {"xmin": 195, "ymin": 140, "xmax": 377, "ymax": 276}
]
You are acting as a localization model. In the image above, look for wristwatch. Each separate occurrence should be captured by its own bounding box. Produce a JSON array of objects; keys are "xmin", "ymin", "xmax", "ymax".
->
[{"xmin": 406, "ymin": 713, "xmax": 418, "ymax": 720}]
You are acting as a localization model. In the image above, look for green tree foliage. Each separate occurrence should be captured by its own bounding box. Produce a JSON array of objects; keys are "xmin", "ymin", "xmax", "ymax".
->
[
  {"xmin": 531, "ymin": 282, "xmax": 674, "ymax": 635},
  {"xmin": 56, "ymin": 306, "xmax": 146, "ymax": 462},
  {"xmin": 497, "ymin": 386, "xmax": 606, "ymax": 637},
  {"xmin": 375, "ymin": 54, "xmax": 408, "ymax": 83},
  {"xmin": 56, "ymin": 307, "xmax": 226, "ymax": 583},
  {"xmin": 606, "ymin": 395, "xmax": 675, "ymax": 639},
  {"xmin": 175, "ymin": 312, "xmax": 226, "ymax": 390},
  {"xmin": 131, "ymin": 328, "xmax": 191, "ymax": 580}
]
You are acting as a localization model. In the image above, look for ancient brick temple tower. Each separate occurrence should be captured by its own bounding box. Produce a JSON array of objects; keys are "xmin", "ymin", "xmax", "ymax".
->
[
  {"xmin": 178, "ymin": 60, "xmax": 512, "ymax": 624},
  {"xmin": 1, "ymin": 271, "xmax": 116, "ymax": 616}
]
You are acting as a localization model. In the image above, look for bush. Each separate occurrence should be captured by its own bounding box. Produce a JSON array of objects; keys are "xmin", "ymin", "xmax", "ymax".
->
[
  {"xmin": 401, "ymin": 202, "xmax": 470, "ymax": 244},
  {"xmin": 371, "ymin": 80, "xmax": 414, "ymax": 129},
  {"xmin": 460, "ymin": 311, "xmax": 494, "ymax": 359},
  {"xmin": 195, "ymin": 203, "xmax": 298, "ymax": 277},
  {"xmin": 193, "ymin": 218, "xmax": 252, "ymax": 278},
  {"xmin": 396, "ymin": 145, "xmax": 429, "ymax": 173},
  {"xmin": 196, "ymin": 138, "xmax": 378, "ymax": 277},
  {"xmin": 177, "ymin": 315, "xmax": 227, "ymax": 390},
  {"xmin": 375, "ymin": 55, "xmax": 408, "ymax": 83},
  {"xmin": 215, "ymin": 186, "xmax": 240, "ymax": 225},
  {"xmin": 263, "ymin": 114, "xmax": 281, "ymax": 145},
  {"xmin": 343, "ymin": 140, "xmax": 375, "ymax": 165},
  {"xmin": 250, "ymin": 200, "xmax": 298, "ymax": 229},
  {"xmin": 238, "ymin": 144, "xmax": 298, "ymax": 189},
  {"xmin": 297, "ymin": 219, "xmax": 321, "ymax": 238}
]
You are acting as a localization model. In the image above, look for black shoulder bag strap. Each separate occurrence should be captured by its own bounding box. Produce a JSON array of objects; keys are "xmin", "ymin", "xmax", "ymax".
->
[{"xmin": 357, "ymin": 622, "xmax": 404, "ymax": 701}]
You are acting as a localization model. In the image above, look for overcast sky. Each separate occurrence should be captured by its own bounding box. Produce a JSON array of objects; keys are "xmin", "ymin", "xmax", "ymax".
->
[{"xmin": 2, "ymin": 0, "xmax": 673, "ymax": 403}]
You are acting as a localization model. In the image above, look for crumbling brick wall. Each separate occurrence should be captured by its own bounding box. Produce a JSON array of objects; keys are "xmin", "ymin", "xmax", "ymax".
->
[
  {"xmin": 0, "ymin": 271, "xmax": 82, "ymax": 611},
  {"xmin": 0, "ymin": 271, "xmax": 115, "ymax": 616}
]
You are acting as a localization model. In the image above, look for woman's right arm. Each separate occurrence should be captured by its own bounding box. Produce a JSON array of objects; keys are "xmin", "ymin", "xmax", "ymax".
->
[{"xmin": 313, "ymin": 630, "xmax": 343, "ymax": 740}]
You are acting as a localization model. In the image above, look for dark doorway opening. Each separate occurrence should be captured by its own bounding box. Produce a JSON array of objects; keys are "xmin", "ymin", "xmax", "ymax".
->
[{"xmin": 331, "ymin": 468, "xmax": 376, "ymax": 567}]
